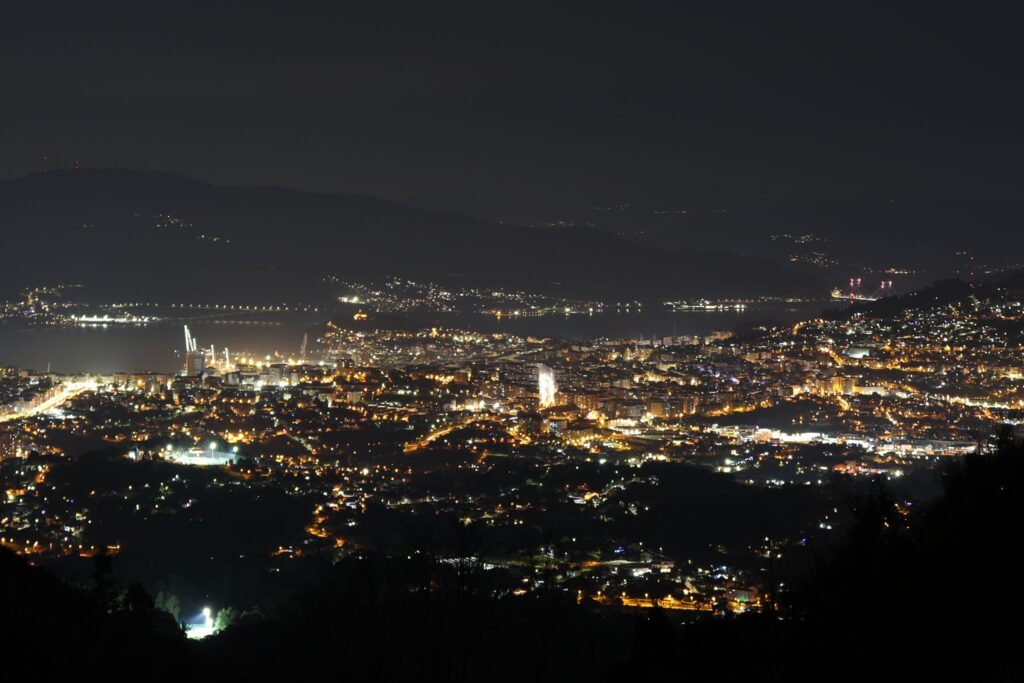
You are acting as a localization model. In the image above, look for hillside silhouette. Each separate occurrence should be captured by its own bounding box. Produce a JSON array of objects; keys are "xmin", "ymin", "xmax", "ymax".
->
[
  {"xmin": 3, "ymin": 431, "xmax": 1021, "ymax": 681},
  {"xmin": 0, "ymin": 169, "xmax": 821, "ymax": 301}
]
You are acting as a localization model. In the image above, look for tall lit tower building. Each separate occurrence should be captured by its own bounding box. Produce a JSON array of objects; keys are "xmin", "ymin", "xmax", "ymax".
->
[{"xmin": 536, "ymin": 363, "xmax": 557, "ymax": 408}]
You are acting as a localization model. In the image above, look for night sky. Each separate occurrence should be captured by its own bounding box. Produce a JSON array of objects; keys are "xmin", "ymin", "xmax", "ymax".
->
[{"xmin": 2, "ymin": 2, "xmax": 1022, "ymax": 223}]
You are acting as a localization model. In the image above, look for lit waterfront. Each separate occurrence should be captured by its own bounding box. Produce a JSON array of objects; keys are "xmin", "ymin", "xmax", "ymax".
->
[
  {"xmin": 4, "ymin": 277, "xmax": 1020, "ymax": 627},
  {"xmin": 0, "ymin": 302, "xmax": 822, "ymax": 374}
]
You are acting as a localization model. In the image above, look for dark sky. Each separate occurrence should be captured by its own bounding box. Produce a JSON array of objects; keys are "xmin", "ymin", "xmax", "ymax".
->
[{"xmin": 2, "ymin": 2, "xmax": 1022, "ymax": 222}]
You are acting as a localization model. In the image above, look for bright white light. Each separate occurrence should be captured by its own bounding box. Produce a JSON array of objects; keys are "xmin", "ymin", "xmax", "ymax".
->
[
  {"xmin": 537, "ymin": 364, "xmax": 556, "ymax": 408},
  {"xmin": 186, "ymin": 607, "xmax": 216, "ymax": 640}
]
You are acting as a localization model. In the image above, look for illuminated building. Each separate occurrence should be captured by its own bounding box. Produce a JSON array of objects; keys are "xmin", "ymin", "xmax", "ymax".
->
[
  {"xmin": 163, "ymin": 443, "xmax": 238, "ymax": 466},
  {"xmin": 536, "ymin": 363, "xmax": 556, "ymax": 408}
]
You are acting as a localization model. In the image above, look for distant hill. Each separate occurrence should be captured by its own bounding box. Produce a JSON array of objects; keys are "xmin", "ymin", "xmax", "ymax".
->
[
  {"xmin": 584, "ymin": 196, "xmax": 1024, "ymax": 275},
  {"xmin": 825, "ymin": 271, "xmax": 1024, "ymax": 320},
  {"xmin": 0, "ymin": 169, "xmax": 822, "ymax": 302}
]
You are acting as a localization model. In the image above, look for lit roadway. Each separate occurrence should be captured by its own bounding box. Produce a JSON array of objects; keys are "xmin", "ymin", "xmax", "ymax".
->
[
  {"xmin": 0, "ymin": 381, "xmax": 97, "ymax": 423},
  {"xmin": 404, "ymin": 416, "xmax": 485, "ymax": 453},
  {"xmin": 403, "ymin": 414, "xmax": 531, "ymax": 453}
]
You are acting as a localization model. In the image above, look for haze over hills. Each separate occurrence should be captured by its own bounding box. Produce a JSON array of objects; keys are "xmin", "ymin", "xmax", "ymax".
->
[
  {"xmin": 577, "ymin": 196, "xmax": 1024, "ymax": 279},
  {"xmin": 0, "ymin": 169, "xmax": 822, "ymax": 303}
]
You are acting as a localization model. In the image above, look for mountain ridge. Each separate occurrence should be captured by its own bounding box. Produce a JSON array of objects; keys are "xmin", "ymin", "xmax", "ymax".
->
[{"xmin": 0, "ymin": 169, "xmax": 823, "ymax": 302}]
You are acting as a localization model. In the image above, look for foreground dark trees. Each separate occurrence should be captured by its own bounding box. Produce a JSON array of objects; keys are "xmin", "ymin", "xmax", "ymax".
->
[
  {"xmin": 0, "ymin": 546, "xmax": 187, "ymax": 680},
  {"xmin": 3, "ymin": 432, "xmax": 1022, "ymax": 681},
  {"xmin": 678, "ymin": 428, "xmax": 1023, "ymax": 682}
]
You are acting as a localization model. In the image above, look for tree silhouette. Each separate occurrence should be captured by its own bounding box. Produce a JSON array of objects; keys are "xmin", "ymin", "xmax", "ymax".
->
[{"xmin": 92, "ymin": 547, "xmax": 120, "ymax": 613}]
